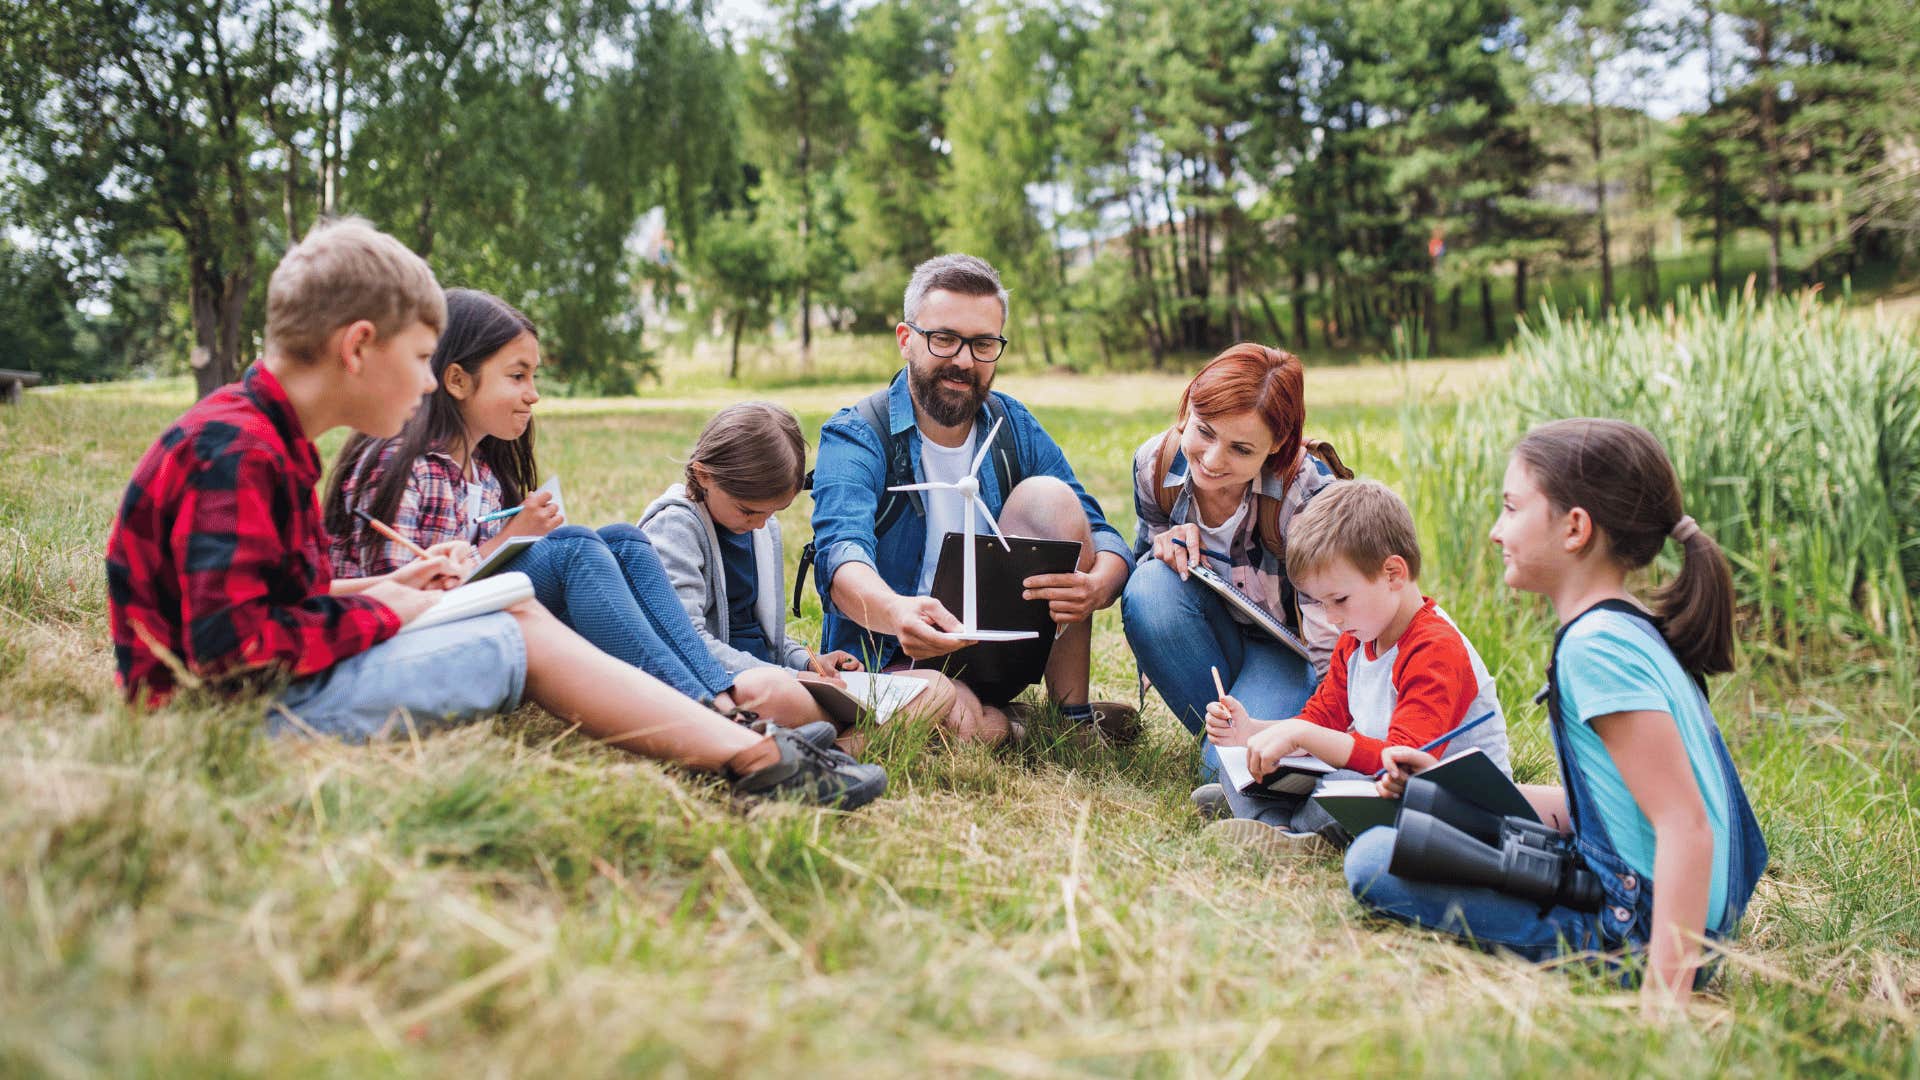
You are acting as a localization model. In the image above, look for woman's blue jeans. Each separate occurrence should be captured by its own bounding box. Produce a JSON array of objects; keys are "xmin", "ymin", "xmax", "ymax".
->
[
  {"xmin": 516, "ymin": 524, "xmax": 734, "ymax": 704},
  {"xmin": 1121, "ymin": 558, "xmax": 1318, "ymax": 781}
]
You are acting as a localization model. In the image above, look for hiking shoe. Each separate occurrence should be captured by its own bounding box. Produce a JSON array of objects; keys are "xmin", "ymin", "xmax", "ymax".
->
[
  {"xmin": 749, "ymin": 718, "xmax": 859, "ymax": 765},
  {"xmin": 1205, "ymin": 817, "xmax": 1332, "ymax": 857},
  {"xmin": 728, "ymin": 727, "xmax": 887, "ymax": 810},
  {"xmin": 1190, "ymin": 783, "xmax": 1230, "ymax": 820},
  {"xmin": 1085, "ymin": 700, "xmax": 1142, "ymax": 745}
]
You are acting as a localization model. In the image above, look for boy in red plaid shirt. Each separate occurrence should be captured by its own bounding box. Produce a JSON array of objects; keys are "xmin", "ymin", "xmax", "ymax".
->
[{"xmin": 105, "ymin": 217, "xmax": 884, "ymax": 809}]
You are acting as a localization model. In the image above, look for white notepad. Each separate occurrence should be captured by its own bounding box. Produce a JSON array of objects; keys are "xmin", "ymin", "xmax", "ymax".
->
[
  {"xmin": 398, "ymin": 571, "xmax": 534, "ymax": 634},
  {"xmin": 1215, "ymin": 743, "xmax": 1335, "ymax": 797}
]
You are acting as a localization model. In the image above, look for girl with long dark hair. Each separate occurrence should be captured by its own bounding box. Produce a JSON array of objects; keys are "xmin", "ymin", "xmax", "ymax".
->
[{"xmin": 321, "ymin": 289, "xmax": 826, "ymax": 728}]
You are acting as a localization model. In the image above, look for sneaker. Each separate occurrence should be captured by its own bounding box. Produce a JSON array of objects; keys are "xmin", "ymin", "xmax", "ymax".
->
[
  {"xmin": 752, "ymin": 717, "xmax": 836, "ymax": 749},
  {"xmin": 1190, "ymin": 783, "xmax": 1230, "ymax": 820},
  {"xmin": 728, "ymin": 727, "xmax": 888, "ymax": 810},
  {"xmin": 1205, "ymin": 817, "xmax": 1331, "ymax": 857},
  {"xmin": 1085, "ymin": 700, "xmax": 1142, "ymax": 745}
]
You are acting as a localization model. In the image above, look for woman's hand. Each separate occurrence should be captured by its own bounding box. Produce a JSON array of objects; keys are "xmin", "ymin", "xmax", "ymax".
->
[
  {"xmin": 1149, "ymin": 522, "xmax": 1206, "ymax": 580},
  {"xmin": 1375, "ymin": 745, "xmax": 1440, "ymax": 797},
  {"xmin": 500, "ymin": 490, "xmax": 564, "ymax": 539}
]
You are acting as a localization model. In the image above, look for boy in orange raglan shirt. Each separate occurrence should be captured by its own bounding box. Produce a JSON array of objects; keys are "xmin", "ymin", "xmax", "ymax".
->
[{"xmin": 1201, "ymin": 480, "xmax": 1511, "ymax": 850}]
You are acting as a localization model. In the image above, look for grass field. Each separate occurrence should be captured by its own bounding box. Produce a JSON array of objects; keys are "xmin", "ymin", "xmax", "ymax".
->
[{"xmin": 3, "ymin": 313, "xmax": 1919, "ymax": 1075}]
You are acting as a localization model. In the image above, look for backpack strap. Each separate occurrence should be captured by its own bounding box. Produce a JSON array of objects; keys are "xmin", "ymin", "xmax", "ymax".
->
[
  {"xmin": 982, "ymin": 393, "xmax": 1023, "ymax": 502},
  {"xmin": 1151, "ymin": 426, "xmax": 1181, "ymax": 519}
]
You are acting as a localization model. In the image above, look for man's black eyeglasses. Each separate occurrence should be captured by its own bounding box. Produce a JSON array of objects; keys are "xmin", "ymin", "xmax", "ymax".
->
[{"xmin": 906, "ymin": 322, "xmax": 1008, "ymax": 362}]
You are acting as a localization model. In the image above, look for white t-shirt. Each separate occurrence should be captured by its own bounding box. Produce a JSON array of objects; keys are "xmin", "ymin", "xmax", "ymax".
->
[
  {"xmin": 914, "ymin": 428, "xmax": 991, "ymax": 595},
  {"xmin": 1194, "ymin": 498, "xmax": 1247, "ymax": 563}
]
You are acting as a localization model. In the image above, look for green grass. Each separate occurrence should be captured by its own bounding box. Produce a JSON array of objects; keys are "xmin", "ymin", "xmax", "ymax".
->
[{"xmin": 3, "ymin": 308, "xmax": 1919, "ymax": 1075}]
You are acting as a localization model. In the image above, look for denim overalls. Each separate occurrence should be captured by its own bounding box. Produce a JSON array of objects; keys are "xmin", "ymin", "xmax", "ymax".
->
[{"xmin": 1344, "ymin": 600, "xmax": 1768, "ymax": 984}]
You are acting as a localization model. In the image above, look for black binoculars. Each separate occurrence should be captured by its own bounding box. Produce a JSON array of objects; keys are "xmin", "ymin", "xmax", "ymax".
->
[{"xmin": 1388, "ymin": 776, "xmax": 1604, "ymax": 912}]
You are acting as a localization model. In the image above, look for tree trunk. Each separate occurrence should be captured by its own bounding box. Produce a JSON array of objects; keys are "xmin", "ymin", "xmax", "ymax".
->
[
  {"xmin": 187, "ymin": 252, "xmax": 252, "ymax": 398},
  {"xmin": 1585, "ymin": 52, "xmax": 1615, "ymax": 310},
  {"xmin": 322, "ymin": 0, "xmax": 348, "ymax": 216},
  {"xmin": 1757, "ymin": 19, "xmax": 1782, "ymax": 292},
  {"xmin": 1514, "ymin": 259, "xmax": 1529, "ymax": 322},
  {"xmin": 729, "ymin": 311, "xmax": 744, "ymax": 380},
  {"xmin": 1255, "ymin": 292, "xmax": 1285, "ymax": 345},
  {"xmin": 1423, "ymin": 278, "xmax": 1439, "ymax": 357},
  {"xmin": 1291, "ymin": 265, "xmax": 1309, "ymax": 350},
  {"xmin": 1480, "ymin": 276, "xmax": 1496, "ymax": 342},
  {"xmin": 1447, "ymin": 283, "xmax": 1461, "ymax": 332}
]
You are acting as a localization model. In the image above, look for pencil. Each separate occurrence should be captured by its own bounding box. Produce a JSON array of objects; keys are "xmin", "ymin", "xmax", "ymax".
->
[
  {"xmin": 353, "ymin": 508, "xmax": 432, "ymax": 561},
  {"xmin": 1372, "ymin": 709, "xmax": 1499, "ymax": 779},
  {"xmin": 475, "ymin": 505, "xmax": 525, "ymax": 524},
  {"xmin": 1210, "ymin": 665, "xmax": 1226, "ymax": 700}
]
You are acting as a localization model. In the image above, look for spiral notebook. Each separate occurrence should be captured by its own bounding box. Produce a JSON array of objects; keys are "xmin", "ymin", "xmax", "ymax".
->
[{"xmin": 1187, "ymin": 562, "xmax": 1312, "ymax": 661}]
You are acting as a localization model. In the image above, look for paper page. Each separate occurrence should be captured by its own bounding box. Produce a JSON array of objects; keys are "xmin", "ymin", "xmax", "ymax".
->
[
  {"xmin": 1316, "ymin": 778, "xmax": 1381, "ymax": 798},
  {"xmin": 836, "ymin": 671, "xmax": 929, "ymax": 725},
  {"xmin": 535, "ymin": 475, "xmax": 565, "ymax": 518},
  {"xmin": 1216, "ymin": 745, "xmax": 1257, "ymax": 792},
  {"xmin": 1214, "ymin": 744, "xmax": 1332, "ymax": 794}
]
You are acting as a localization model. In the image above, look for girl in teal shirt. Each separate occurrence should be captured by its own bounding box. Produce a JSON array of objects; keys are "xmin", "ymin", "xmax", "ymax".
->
[{"xmin": 1346, "ymin": 418, "xmax": 1767, "ymax": 1009}]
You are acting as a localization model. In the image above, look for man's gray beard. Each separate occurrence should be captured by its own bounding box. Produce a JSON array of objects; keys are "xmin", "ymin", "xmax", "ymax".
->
[{"xmin": 909, "ymin": 362, "xmax": 989, "ymax": 428}]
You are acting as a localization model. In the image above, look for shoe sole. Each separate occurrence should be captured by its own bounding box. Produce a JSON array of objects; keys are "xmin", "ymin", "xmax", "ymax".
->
[{"xmin": 1206, "ymin": 818, "xmax": 1331, "ymax": 857}]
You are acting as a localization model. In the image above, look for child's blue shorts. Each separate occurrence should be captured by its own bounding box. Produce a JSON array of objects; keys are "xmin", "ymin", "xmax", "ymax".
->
[{"xmin": 266, "ymin": 612, "xmax": 527, "ymax": 743}]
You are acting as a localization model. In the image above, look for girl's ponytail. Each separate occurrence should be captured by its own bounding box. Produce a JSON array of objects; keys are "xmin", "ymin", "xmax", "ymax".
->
[
  {"xmin": 1652, "ymin": 515, "xmax": 1736, "ymax": 676},
  {"xmin": 1514, "ymin": 418, "xmax": 1736, "ymax": 676}
]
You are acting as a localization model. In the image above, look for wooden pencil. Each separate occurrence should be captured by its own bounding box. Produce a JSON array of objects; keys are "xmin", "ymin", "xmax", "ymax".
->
[{"xmin": 353, "ymin": 508, "xmax": 432, "ymax": 561}]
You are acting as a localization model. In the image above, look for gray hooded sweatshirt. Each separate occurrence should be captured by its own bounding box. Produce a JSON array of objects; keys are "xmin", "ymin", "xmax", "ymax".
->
[{"xmin": 638, "ymin": 483, "xmax": 811, "ymax": 675}]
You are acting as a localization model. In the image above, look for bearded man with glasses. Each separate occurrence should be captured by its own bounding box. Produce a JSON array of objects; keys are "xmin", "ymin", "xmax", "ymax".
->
[{"xmin": 806, "ymin": 254, "xmax": 1139, "ymax": 744}]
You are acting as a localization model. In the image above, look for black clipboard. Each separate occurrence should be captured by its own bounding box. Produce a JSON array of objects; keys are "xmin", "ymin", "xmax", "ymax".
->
[{"xmin": 926, "ymin": 532, "xmax": 1081, "ymax": 704}]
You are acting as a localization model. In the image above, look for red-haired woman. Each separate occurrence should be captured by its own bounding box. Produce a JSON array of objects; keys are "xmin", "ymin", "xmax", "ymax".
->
[{"xmin": 1121, "ymin": 344, "xmax": 1344, "ymax": 800}]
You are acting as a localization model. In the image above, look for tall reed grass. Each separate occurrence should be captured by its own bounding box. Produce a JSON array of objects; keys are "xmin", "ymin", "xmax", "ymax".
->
[{"xmin": 1390, "ymin": 287, "xmax": 1919, "ymax": 699}]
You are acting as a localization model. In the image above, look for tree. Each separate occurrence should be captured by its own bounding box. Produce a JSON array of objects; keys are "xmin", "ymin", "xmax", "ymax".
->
[
  {"xmin": 1523, "ymin": 0, "xmax": 1654, "ymax": 311},
  {"xmin": 0, "ymin": 0, "xmax": 286, "ymax": 396},
  {"xmin": 742, "ymin": 0, "xmax": 854, "ymax": 368},
  {"xmin": 691, "ymin": 209, "xmax": 792, "ymax": 379},
  {"xmin": 839, "ymin": 0, "xmax": 962, "ymax": 327}
]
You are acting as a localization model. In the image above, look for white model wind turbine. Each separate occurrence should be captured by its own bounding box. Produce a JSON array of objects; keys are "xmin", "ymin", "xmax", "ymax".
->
[{"xmin": 889, "ymin": 417, "xmax": 1039, "ymax": 642}]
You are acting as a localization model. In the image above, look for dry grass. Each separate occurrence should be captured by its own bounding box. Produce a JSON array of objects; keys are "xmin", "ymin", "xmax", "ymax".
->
[{"xmin": 2, "ymin": 355, "xmax": 1916, "ymax": 1077}]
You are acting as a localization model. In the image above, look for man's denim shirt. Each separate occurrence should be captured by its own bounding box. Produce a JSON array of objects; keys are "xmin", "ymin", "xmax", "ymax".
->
[{"xmin": 810, "ymin": 369, "xmax": 1134, "ymax": 667}]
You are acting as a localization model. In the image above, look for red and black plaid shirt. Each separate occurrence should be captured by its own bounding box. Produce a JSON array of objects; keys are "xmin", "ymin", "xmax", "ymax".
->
[{"xmin": 106, "ymin": 363, "xmax": 400, "ymax": 704}]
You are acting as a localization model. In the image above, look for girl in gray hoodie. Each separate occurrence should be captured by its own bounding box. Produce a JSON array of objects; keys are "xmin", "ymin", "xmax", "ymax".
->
[{"xmin": 640, "ymin": 403, "xmax": 957, "ymax": 733}]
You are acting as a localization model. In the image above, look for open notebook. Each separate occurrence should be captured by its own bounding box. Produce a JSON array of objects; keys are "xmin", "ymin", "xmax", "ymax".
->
[
  {"xmin": 1214, "ymin": 743, "xmax": 1336, "ymax": 797},
  {"xmin": 1309, "ymin": 747, "xmax": 1534, "ymax": 837},
  {"xmin": 798, "ymin": 670, "xmax": 931, "ymax": 730},
  {"xmin": 397, "ymin": 571, "xmax": 534, "ymax": 635}
]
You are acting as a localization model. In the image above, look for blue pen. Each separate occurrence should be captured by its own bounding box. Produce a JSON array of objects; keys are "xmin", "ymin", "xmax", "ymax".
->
[
  {"xmin": 1166, "ymin": 536, "xmax": 1233, "ymax": 564},
  {"xmin": 1373, "ymin": 708, "xmax": 1498, "ymax": 779},
  {"xmin": 475, "ymin": 505, "xmax": 524, "ymax": 524}
]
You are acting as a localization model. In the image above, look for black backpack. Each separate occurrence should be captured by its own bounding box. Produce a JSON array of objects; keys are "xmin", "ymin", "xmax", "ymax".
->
[{"xmin": 792, "ymin": 386, "xmax": 1023, "ymax": 616}]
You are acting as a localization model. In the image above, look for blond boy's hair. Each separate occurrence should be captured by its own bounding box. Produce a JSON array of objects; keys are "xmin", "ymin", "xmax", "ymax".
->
[
  {"xmin": 1285, "ymin": 479, "xmax": 1422, "ymax": 582},
  {"xmin": 265, "ymin": 217, "xmax": 445, "ymax": 363}
]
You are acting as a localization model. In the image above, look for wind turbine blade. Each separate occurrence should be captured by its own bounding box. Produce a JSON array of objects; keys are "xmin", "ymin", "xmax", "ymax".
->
[
  {"xmin": 969, "ymin": 417, "xmax": 1005, "ymax": 478},
  {"xmin": 974, "ymin": 497, "xmax": 1013, "ymax": 551},
  {"xmin": 887, "ymin": 482, "xmax": 950, "ymax": 493}
]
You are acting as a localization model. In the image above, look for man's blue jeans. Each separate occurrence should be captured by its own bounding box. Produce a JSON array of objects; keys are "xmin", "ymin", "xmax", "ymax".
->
[
  {"xmin": 517, "ymin": 524, "xmax": 735, "ymax": 704},
  {"xmin": 1121, "ymin": 558, "xmax": 1318, "ymax": 780}
]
